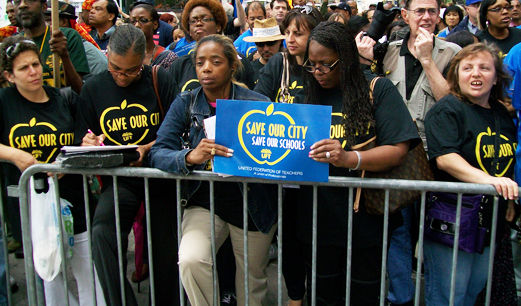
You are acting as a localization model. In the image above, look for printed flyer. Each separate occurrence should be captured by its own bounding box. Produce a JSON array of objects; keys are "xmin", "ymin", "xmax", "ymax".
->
[{"xmin": 214, "ymin": 100, "xmax": 332, "ymax": 182}]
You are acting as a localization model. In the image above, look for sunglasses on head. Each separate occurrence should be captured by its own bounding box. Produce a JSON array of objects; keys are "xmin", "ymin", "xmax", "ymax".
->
[{"xmin": 255, "ymin": 40, "xmax": 279, "ymax": 47}]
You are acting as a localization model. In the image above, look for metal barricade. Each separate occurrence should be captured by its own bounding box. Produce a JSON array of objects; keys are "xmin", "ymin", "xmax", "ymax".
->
[{"xmin": 14, "ymin": 163, "xmax": 517, "ymax": 306}]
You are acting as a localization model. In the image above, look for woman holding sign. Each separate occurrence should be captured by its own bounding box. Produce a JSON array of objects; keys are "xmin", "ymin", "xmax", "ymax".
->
[
  {"xmin": 300, "ymin": 21, "xmax": 420, "ymax": 304},
  {"xmin": 149, "ymin": 34, "xmax": 277, "ymax": 306}
]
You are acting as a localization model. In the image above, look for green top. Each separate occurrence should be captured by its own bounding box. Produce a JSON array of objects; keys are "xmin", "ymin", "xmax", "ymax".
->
[{"xmin": 30, "ymin": 27, "xmax": 90, "ymax": 87}]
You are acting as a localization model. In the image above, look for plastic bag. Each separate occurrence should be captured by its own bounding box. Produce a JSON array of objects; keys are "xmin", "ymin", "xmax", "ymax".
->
[{"xmin": 30, "ymin": 177, "xmax": 74, "ymax": 282}]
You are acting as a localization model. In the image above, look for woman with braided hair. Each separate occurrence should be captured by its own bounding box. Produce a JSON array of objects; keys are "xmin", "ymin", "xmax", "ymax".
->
[{"xmin": 297, "ymin": 21, "xmax": 420, "ymax": 304}]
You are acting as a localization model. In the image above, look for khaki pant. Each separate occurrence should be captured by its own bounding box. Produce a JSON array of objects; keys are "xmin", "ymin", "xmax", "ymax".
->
[{"xmin": 179, "ymin": 206, "xmax": 276, "ymax": 306}]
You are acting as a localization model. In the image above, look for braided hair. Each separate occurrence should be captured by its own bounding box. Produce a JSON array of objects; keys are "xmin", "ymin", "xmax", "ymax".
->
[{"xmin": 304, "ymin": 21, "xmax": 373, "ymax": 148}]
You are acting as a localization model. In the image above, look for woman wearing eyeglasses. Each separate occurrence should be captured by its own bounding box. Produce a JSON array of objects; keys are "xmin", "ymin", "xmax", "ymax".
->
[
  {"xmin": 300, "ymin": 21, "xmax": 420, "ymax": 305},
  {"xmin": 0, "ymin": 36, "xmax": 106, "ymax": 306},
  {"xmin": 477, "ymin": 0, "xmax": 521, "ymax": 54},
  {"xmin": 167, "ymin": 0, "xmax": 256, "ymax": 96},
  {"xmin": 78, "ymin": 24, "xmax": 179, "ymax": 306},
  {"xmin": 129, "ymin": 3, "xmax": 177, "ymax": 69}
]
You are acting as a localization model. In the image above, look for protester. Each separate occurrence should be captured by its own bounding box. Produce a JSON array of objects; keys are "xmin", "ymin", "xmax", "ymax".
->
[
  {"xmin": 89, "ymin": 0, "xmax": 118, "ymax": 51},
  {"xmin": 329, "ymin": 2, "xmax": 352, "ymax": 21},
  {"xmin": 271, "ymin": 0, "xmax": 290, "ymax": 25},
  {"xmin": 131, "ymin": 0, "xmax": 174, "ymax": 48},
  {"xmin": 168, "ymin": 0, "xmax": 255, "ymax": 95},
  {"xmin": 78, "ymin": 24, "xmax": 178, "ymax": 306},
  {"xmin": 159, "ymin": 12, "xmax": 180, "ymax": 29},
  {"xmin": 437, "ymin": 5, "xmax": 464, "ymax": 38},
  {"xmin": 149, "ymin": 34, "xmax": 277, "ymax": 306},
  {"xmin": 6, "ymin": 1, "xmax": 17, "ymax": 26},
  {"xmin": 234, "ymin": 1, "xmax": 266, "ymax": 57},
  {"xmin": 244, "ymin": 18, "xmax": 284, "ymax": 82},
  {"xmin": 424, "ymin": 42, "xmax": 517, "ymax": 306},
  {"xmin": 300, "ymin": 21, "xmax": 419, "ymax": 304},
  {"xmin": 0, "ymin": 36, "xmax": 105, "ymax": 306},
  {"xmin": 14, "ymin": 0, "xmax": 89, "ymax": 93},
  {"xmin": 129, "ymin": 3, "xmax": 178, "ymax": 68},
  {"xmin": 328, "ymin": 12, "xmax": 350, "ymax": 24},
  {"xmin": 348, "ymin": 0, "xmax": 359, "ymax": 16},
  {"xmin": 477, "ymin": 0, "xmax": 521, "ymax": 54},
  {"xmin": 452, "ymin": 0, "xmax": 481, "ymax": 35},
  {"xmin": 511, "ymin": 0, "xmax": 521, "ymax": 26}
]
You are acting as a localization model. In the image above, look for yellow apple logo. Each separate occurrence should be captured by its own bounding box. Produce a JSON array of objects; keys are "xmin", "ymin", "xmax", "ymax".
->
[
  {"xmin": 475, "ymin": 127, "xmax": 515, "ymax": 176},
  {"xmin": 275, "ymin": 81, "xmax": 302, "ymax": 104},
  {"xmin": 8, "ymin": 117, "xmax": 58, "ymax": 163},
  {"xmin": 100, "ymin": 100, "xmax": 150, "ymax": 145},
  {"xmin": 238, "ymin": 103, "xmax": 294, "ymax": 165}
]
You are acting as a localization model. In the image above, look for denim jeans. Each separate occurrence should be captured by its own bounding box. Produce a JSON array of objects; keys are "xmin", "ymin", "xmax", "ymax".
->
[
  {"xmin": 387, "ymin": 206, "xmax": 415, "ymax": 304},
  {"xmin": 0, "ymin": 225, "xmax": 7, "ymax": 306},
  {"xmin": 423, "ymin": 239, "xmax": 490, "ymax": 306}
]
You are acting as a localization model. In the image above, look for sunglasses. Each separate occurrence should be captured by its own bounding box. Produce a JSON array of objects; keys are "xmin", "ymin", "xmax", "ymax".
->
[
  {"xmin": 255, "ymin": 40, "xmax": 279, "ymax": 47},
  {"xmin": 5, "ymin": 40, "xmax": 36, "ymax": 59}
]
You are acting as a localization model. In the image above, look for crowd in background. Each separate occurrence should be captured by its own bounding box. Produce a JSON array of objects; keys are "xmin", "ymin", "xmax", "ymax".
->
[{"xmin": 2, "ymin": 0, "xmax": 521, "ymax": 305}]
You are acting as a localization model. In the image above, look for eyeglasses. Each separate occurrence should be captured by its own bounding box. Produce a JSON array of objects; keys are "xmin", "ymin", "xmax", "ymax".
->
[
  {"xmin": 13, "ymin": 0, "xmax": 38, "ymax": 6},
  {"xmin": 108, "ymin": 63, "xmax": 143, "ymax": 77},
  {"xmin": 488, "ymin": 5, "xmax": 513, "ymax": 12},
  {"xmin": 5, "ymin": 40, "xmax": 36, "ymax": 59},
  {"xmin": 188, "ymin": 16, "xmax": 215, "ymax": 25},
  {"xmin": 255, "ymin": 40, "xmax": 279, "ymax": 47},
  {"xmin": 130, "ymin": 17, "xmax": 152, "ymax": 25},
  {"xmin": 408, "ymin": 7, "xmax": 438, "ymax": 17},
  {"xmin": 303, "ymin": 58, "xmax": 340, "ymax": 74}
]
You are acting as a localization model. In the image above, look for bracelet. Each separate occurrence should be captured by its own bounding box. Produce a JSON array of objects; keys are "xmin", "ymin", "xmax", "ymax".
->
[{"xmin": 351, "ymin": 150, "xmax": 361, "ymax": 171}]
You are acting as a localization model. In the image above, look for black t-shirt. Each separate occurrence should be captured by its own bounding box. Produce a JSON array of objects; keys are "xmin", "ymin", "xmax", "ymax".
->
[
  {"xmin": 248, "ymin": 56, "xmax": 264, "ymax": 84},
  {"xmin": 425, "ymin": 94, "xmax": 517, "ymax": 182},
  {"xmin": 254, "ymin": 52, "xmax": 305, "ymax": 104},
  {"xmin": 224, "ymin": 19, "xmax": 241, "ymax": 41},
  {"xmin": 78, "ymin": 66, "xmax": 176, "ymax": 154},
  {"xmin": 400, "ymin": 32, "xmax": 423, "ymax": 101},
  {"xmin": 477, "ymin": 27, "xmax": 521, "ymax": 55},
  {"xmin": 167, "ymin": 54, "xmax": 256, "ymax": 97},
  {"xmin": 297, "ymin": 75, "xmax": 421, "ymax": 247},
  {"xmin": 0, "ymin": 86, "xmax": 88, "ymax": 233}
]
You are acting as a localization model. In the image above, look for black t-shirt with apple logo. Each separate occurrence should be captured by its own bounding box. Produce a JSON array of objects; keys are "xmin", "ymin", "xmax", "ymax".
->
[
  {"xmin": 79, "ymin": 65, "xmax": 176, "ymax": 156},
  {"xmin": 0, "ymin": 85, "xmax": 88, "ymax": 234}
]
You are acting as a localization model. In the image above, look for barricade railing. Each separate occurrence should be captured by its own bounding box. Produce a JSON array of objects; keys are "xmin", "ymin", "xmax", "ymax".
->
[{"xmin": 11, "ymin": 163, "xmax": 516, "ymax": 306}]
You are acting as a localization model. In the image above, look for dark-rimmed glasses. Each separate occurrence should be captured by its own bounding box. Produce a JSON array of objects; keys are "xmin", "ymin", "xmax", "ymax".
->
[
  {"xmin": 108, "ymin": 63, "xmax": 143, "ymax": 77},
  {"xmin": 188, "ymin": 16, "xmax": 215, "ymax": 25},
  {"xmin": 407, "ymin": 8, "xmax": 438, "ymax": 16},
  {"xmin": 130, "ymin": 17, "xmax": 152, "ymax": 25},
  {"xmin": 303, "ymin": 58, "xmax": 340, "ymax": 74},
  {"xmin": 488, "ymin": 5, "xmax": 513, "ymax": 12}
]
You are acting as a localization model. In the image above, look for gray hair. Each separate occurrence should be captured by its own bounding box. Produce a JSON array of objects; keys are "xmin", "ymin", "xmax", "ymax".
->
[{"xmin": 107, "ymin": 24, "xmax": 146, "ymax": 60}]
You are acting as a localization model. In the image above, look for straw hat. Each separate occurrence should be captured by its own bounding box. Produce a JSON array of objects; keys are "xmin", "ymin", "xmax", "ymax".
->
[{"xmin": 243, "ymin": 18, "xmax": 285, "ymax": 43}]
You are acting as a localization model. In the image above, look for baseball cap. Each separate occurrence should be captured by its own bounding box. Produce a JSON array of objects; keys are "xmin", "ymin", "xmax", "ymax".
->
[
  {"xmin": 330, "ymin": 2, "xmax": 352, "ymax": 15},
  {"xmin": 466, "ymin": 0, "xmax": 481, "ymax": 5}
]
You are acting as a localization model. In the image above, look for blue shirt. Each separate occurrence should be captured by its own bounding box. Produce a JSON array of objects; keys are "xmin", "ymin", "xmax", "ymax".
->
[{"xmin": 234, "ymin": 29, "xmax": 257, "ymax": 57}]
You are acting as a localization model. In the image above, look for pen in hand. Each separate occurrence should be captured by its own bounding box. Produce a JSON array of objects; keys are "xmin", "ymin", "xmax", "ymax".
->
[{"xmin": 87, "ymin": 129, "xmax": 105, "ymax": 146}]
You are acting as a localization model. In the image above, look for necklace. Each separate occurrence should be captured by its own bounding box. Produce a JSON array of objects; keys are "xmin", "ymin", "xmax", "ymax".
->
[{"xmin": 23, "ymin": 25, "xmax": 48, "ymax": 54}]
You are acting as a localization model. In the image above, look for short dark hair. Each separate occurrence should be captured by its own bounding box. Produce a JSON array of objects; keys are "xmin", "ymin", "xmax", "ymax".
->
[
  {"xmin": 0, "ymin": 35, "xmax": 41, "ymax": 73},
  {"xmin": 405, "ymin": 0, "xmax": 441, "ymax": 9},
  {"xmin": 443, "ymin": 5, "xmax": 464, "ymax": 25},
  {"xmin": 105, "ymin": 0, "xmax": 119, "ymax": 25},
  {"xmin": 246, "ymin": 1, "xmax": 266, "ymax": 17},
  {"xmin": 270, "ymin": 0, "xmax": 290, "ymax": 10},
  {"xmin": 130, "ymin": 3, "xmax": 160, "ymax": 22},
  {"xmin": 107, "ymin": 24, "xmax": 146, "ymax": 59}
]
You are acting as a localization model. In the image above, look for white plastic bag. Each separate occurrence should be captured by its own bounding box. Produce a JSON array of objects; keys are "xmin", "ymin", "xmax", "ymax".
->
[{"xmin": 30, "ymin": 177, "xmax": 74, "ymax": 281}]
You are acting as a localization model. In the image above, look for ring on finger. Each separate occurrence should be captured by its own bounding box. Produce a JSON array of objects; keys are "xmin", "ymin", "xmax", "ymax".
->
[
  {"xmin": 326, "ymin": 151, "xmax": 331, "ymax": 159},
  {"xmin": 210, "ymin": 148, "xmax": 216, "ymax": 156}
]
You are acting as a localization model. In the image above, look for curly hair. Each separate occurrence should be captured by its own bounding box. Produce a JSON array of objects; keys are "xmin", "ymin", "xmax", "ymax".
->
[
  {"xmin": 0, "ymin": 35, "xmax": 40, "ymax": 73},
  {"xmin": 447, "ymin": 42, "xmax": 511, "ymax": 106},
  {"xmin": 304, "ymin": 21, "xmax": 373, "ymax": 148},
  {"xmin": 181, "ymin": 0, "xmax": 227, "ymax": 34}
]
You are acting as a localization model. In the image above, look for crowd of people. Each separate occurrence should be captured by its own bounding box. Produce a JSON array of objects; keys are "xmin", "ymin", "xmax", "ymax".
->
[{"xmin": 1, "ymin": 0, "xmax": 521, "ymax": 305}]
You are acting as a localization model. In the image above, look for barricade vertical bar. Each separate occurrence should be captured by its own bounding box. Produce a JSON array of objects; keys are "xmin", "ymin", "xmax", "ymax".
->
[
  {"xmin": 144, "ymin": 178, "xmax": 155, "ymax": 306},
  {"xmin": 82, "ymin": 175, "xmax": 97, "ymax": 306},
  {"xmin": 18, "ymin": 176, "xmax": 37, "ymax": 305},
  {"xmin": 176, "ymin": 179, "xmax": 185, "ymax": 306},
  {"xmin": 242, "ymin": 182, "xmax": 249, "ymax": 306},
  {"xmin": 112, "ymin": 176, "xmax": 126, "ymax": 306},
  {"xmin": 277, "ymin": 184, "xmax": 283, "ymax": 306},
  {"xmin": 210, "ymin": 181, "xmax": 218, "ymax": 306},
  {"xmin": 379, "ymin": 190, "xmax": 390, "ymax": 306},
  {"xmin": 311, "ymin": 185, "xmax": 318, "ymax": 306},
  {"xmin": 414, "ymin": 192, "xmax": 427, "ymax": 306},
  {"xmin": 345, "ymin": 187, "xmax": 354, "ymax": 306},
  {"xmin": 52, "ymin": 175, "xmax": 70, "ymax": 306},
  {"xmin": 0, "ymin": 174, "xmax": 11, "ymax": 305},
  {"xmin": 485, "ymin": 196, "xmax": 499, "ymax": 306},
  {"xmin": 449, "ymin": 193, "xmax": 463, "ymax": 306}
]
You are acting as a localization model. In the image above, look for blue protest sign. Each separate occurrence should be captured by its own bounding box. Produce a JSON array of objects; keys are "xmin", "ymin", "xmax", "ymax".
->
[{"xmin": 214, "ymin": 100, "xmax": 332, "ymax": 182}]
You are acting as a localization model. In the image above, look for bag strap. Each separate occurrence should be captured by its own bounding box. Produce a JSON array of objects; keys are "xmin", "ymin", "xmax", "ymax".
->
[
  {"xmin": 152, "ymin": 65, "xmax": 165, "ymax": 120},
  {"xmin": 279, "ymin": 52, "xmax": 291, "ymax": 103},
  {"xmin": 354, "ymin": 76, "xmax": 380, "ymax": 212}
]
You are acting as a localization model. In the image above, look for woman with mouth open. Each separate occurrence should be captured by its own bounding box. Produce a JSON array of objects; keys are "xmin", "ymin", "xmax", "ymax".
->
[
  {"xmin": 149, "ymin": 34, "xmax": 277, "ymax": 306},
  {"xmin": 477, "ymin": 0, "xmax": 521, "ymax": 54},
  {"xmin": 424, "ymin": 42, "xmax": 518, "ymax": 305}
]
